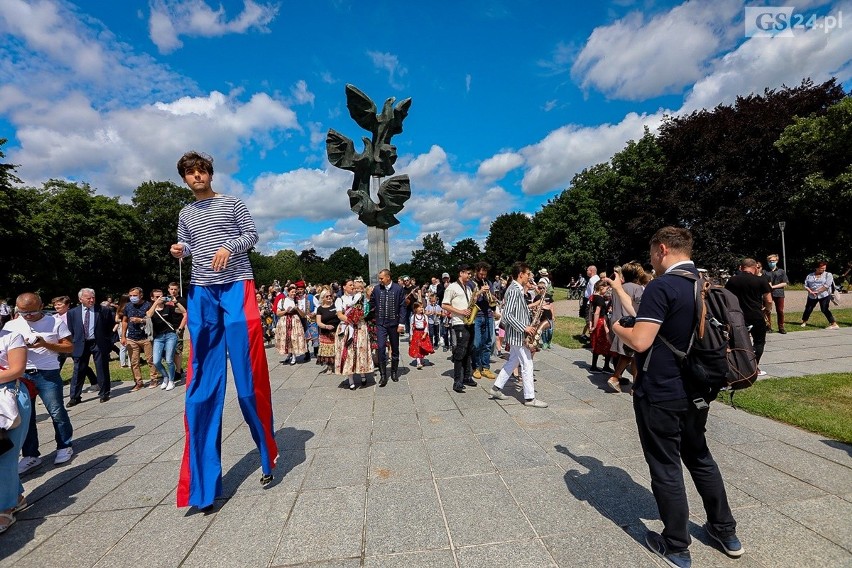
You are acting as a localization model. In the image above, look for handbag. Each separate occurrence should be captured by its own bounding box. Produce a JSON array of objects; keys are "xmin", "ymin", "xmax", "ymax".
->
[
  {"xmin": 0, "ymin": 380, "xmax": 21, "ymax": 430},
  {"xmin": 144, "ymin": 316, "xmax": 154, "ymax": 340}
]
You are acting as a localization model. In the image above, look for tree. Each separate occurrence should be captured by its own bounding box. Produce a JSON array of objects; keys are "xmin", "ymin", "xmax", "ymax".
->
[
  {"xmin": 656, "ymin": 78, "xmax": 845, "ymax": 273},
  {"xmin": 775, "ymin": 96, "xmax": 852, "ymax": 269},
  {"xmin": 30, "ymin": 180, "xmax": 143, "ymax": 299},
  {"xmin": 484, "ymin": 212, "xmax": 533, "ymax": 274},
  {"xmin": 528, "ymin": 164, "xmax": 614, "ymax": 282},
  {"xmin": 132, "ymin": 180, "xmax": 194, "ymax": 287},
  {"xmin": 325, "ymin": 247, "xmax": 368, "ymax": 282},
  {"xmin": 0, "ymin": 139, "xmax": 38, "ymax": 297},
  {"xmin": 409, "ymin": 233, "xmax": 448, "ymax": 282},
  {"xmin": 447, "ymin": 238, "xmax": 482, "ymax": 273}
]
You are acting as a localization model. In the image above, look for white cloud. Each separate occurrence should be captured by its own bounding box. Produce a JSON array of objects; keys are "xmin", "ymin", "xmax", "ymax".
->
[
  {"xmin": 148, "ymin": 0, "xmax": 279, "ymax": 53},
  {"xmin": 290, "ymin": 80, "xmax": 315, "ymax": 106},
  {"xmin": 519, "ymin": 111, "xmax": 664, "ymax": 195},
  {"xmin": 4, "ymin": 90, "xmax": 299, "ymax": 196},
  {"xmin": 245, "ymin": 168, "xmax": 352, "ymax": 223},
  {"xmin": 465, "ymin": 74, "xmax": 472, "ymax": 93},
  {"xmin": 477, "ymin": 152, "xmax": 524, "ymax": 181},
  {"xmin": 542, "ymin": 100, "xmax": 558, "ymax": 112},
  {"xmin": 0, "ymin": 0, "xmax": 195, "ymax": 105},
  {"xmin": 572, "ymin": 0, "xmax": 742, "ymax": 99},
  {"xmin": 367, "ymin": 50, "xmax": 408, "ymax": 89}
]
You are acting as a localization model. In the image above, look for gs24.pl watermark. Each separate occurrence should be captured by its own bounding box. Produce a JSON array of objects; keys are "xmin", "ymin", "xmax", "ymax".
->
[{"xmin": 745, "ymin": 6, "xmax": 843, "ymax": 37}]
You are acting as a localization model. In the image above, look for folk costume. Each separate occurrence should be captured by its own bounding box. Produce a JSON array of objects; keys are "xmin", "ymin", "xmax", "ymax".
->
[
  {"xmin": 334, "ymin": 293, "xmax": 373, "ymax": 386},
  {"xmin": 275, "ymin": 296, "xmax": 307, "ymax": 359},
  {"xmin": 408, "ymin": 313, "xmax": 434, "ymax": 359}
]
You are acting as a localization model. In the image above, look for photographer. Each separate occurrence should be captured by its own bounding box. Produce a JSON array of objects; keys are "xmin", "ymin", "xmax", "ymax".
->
[{"xmin": 146, "ymin": 289, "xmax": 186, "ymax": 391}]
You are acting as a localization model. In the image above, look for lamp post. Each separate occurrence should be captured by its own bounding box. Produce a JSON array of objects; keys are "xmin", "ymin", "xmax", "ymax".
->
[{"xmin": 778, "ymin": 221, "xmax": 787, "ymax": 271}]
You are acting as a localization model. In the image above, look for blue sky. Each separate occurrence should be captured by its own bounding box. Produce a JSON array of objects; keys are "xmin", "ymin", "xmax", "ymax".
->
[{"xmin": 1, "ymin": 0, "xmax": 850, "ymax": 261}]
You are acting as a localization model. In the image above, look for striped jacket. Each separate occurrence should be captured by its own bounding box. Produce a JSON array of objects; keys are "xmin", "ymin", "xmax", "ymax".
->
[{"xmin": 502, "ymin": 280, "xmax": 531, "ymax": 348}]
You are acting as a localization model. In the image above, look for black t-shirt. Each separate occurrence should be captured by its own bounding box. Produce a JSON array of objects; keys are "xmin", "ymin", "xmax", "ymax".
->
[
  {"xmin": 165, "ymin": 296, "xmax": 186, "ymax": 328},
  {"xmin": 635, "ymin": 264, "xmax": 697, "ymax": 402},
  {"xmin": 590, "ymin": 294, "xmax": 608, "ymax": 315},
  {"xmin": 316, "ymin": 305, "xmax": 340, "ymax": 329},
  {"xmin": 725, "ymin": 273, "xmax": 771, "ymax": 323},
  {"xmin": 151, "ymin": 305, "xmax": 177, "ymax": 336}
]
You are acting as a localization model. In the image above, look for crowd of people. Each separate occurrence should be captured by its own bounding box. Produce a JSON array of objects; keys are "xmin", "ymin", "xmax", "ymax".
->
[{"xmin": 0, "ymin": 149, "xmax": 846, "ymax": 567}]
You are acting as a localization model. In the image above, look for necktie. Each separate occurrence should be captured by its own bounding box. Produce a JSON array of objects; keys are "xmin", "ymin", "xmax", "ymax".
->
[{"xmin": 84, "ymin": 308, "xmax": 91, "ymax": 339}]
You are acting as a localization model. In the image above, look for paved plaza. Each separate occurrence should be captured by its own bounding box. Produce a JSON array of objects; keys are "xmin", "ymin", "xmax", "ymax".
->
[{"xmin": 2, "ymin": 329, "xmax": 851, "ymax": 567}]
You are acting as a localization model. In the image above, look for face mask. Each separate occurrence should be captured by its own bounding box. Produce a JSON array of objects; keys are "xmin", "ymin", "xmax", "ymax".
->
[
  {"xmin": 129, "ymin": 296, "xmax": 140, "ymax": 303},
  {"xmin": 768, "ymin": 262, "xmax": 777, "ymax": 269}
]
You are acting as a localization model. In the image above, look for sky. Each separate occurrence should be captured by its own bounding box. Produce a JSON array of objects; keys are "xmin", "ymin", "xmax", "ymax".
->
[{"xmin": 1, "ymin": 0, "xmax": 850, "ymax": 262}]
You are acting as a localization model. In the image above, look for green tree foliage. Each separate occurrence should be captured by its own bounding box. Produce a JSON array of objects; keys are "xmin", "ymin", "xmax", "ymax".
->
[
  {"xmin": 447, "ymin": 238, "xmax": 482, "ymax": 274},
  {"xmin": 484, "ymin": 212, "xmax": 533, "ymax": 274},
  {"xmin": 656, "ymin": 79, "xmax": 845, "ymax": 273},
  {"xmin": 409, "ymin": 233, "xmax": 448, "ymax": 282},
  {"xmin": 0, "ymin": 140, "xmax": 36, "ymax": 295},
  {"xmin": 325, "ymin": 247, "xmax": 369, "ymax": 282},
  {"xmin": 528, "ymin": 164, "xmax": 613, "ymax": 281},
  {"xmin": 776, "ymin": 96, "xmax": 852, "ymax": 268},
  {"xmin": 132, "ymin": 180, "xmax": 194, "ymax": 287},
  {"xmin": 31, "ymin": 180, "xmax": 143, "ymax": 299}
]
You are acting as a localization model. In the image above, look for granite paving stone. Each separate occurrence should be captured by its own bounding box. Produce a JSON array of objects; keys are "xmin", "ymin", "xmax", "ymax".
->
[
  {"xmin": 365, "ymin": 479, "xmax": 449, "ymax": 555},
  {"xmin": 9, "ymin": 331, "xmax": 852, "ymax": 567},
  {"xmin": 436, "ymin": 474, "xmax": 535, "ymax": 547},
  {"xmin": 271, "ymin": 486, "xmax": 366, "ymax": 566}
]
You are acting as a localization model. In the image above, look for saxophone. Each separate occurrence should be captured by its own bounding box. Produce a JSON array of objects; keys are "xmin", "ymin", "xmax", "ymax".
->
[
  {"xmin": 525, "ymin": 293, "xmax": 551, "ymax": 352},
  {"xmin": 463, "ymin": 286, "xmax": 480, "ymax": 325}
]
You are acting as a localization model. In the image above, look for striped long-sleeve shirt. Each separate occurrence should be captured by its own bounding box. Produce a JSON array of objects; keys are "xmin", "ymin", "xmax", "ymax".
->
[
  {"xmin": 502, "ymin": 280, "xmax": 531, "ymax": 348},
  {"xmin": 177, "ymin": 194, "xmax": 258, "ymax": 286}
]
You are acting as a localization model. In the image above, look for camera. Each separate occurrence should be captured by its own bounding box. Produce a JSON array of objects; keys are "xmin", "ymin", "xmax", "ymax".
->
[
  {"xmin": 618, "ymin": 315, "xmax": 636, "ymax": 328},
  {"xmin": 162, "ymin": 296, "xmax": 172, "ymax": 302}
]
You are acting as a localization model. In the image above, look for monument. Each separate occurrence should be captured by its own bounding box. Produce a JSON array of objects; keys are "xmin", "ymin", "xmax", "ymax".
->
[{"xmin": 326, "ymin": 84, "xmax": 412, "ymax": 282}]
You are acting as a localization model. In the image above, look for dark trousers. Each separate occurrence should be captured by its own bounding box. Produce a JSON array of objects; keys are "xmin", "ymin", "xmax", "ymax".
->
[
  {"xmin": 746, "ymin": 318, "xmax": 767, "ymax": 364},
  {"xmin": 802, "ymin": 296, "xmax": 836, "ymax": 324},
  {"xmin": 70, "ymin": 341, "xmax": 111, "ymax": 399},
  {"xmin": 451, "ymin": 324, "xmax": 473, "ymax": 387},
  {"xmin": 376, "ymin": 323, "xmax": 400, "ymax": 367},
  {"xmin": 768, "ymin": 296, "xmax": 785, "ymax": 330},
  {"xmin": 429, "ymin": 322, "xmax": 440, "ymax": 347},
  {"xmin": 59, "ymin": 353, "xmax": 97, "ymax": 386},
  {"xmin": 634, "ymin": 395, "xmax": 736, "ymax": 552}
]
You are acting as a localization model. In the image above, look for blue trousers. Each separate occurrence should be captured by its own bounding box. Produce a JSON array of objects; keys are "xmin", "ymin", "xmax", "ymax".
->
[
  {"xmin": 152, "ymin": 331, "xmax": 178, "ymax": 383},
  {"xmin": 177, "ymin": 280, "xmax": 278, "ymax": 508},
  {"xmin": 22, "ymin": 368, "xmax": 73, "ymax": 458},
  {"xmin": 0, "ymin": 383, "xmax": 31, "ymax": 510},
  {"xmin": 472, "ymin": 312, "xmax": 495, "ymax": 370},
  {"xmin": 376, "ymin": 323, "xmax": 400, "ymax": 367}
]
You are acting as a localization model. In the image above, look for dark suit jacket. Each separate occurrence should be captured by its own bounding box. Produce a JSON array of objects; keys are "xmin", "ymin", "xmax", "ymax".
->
[
  {"xmin": 370, "ymin": 283, "xmax": 406, "ymax": 327},
  {"xmin": 66, "ymin": 304, "xmax": 116, "ymax": 357}
]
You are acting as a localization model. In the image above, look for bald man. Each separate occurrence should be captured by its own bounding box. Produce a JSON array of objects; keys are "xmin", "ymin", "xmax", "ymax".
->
[{"xmin": 4, "ymin": 293, "xmax": 75, "ymax": 473}]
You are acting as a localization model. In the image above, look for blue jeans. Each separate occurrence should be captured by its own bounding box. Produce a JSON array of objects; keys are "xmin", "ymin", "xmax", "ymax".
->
[
  {"xmin": 152, "ymin": 331, "xmax": 178, "ymax": 382},
  {"xmin": 22, "ymin": 369, "xmax": 73, "ymax": 458},
  {"xmin": 1, "ymin": 383, "xmax": 31, "ymax": 510},
  {"xmin": 472, "ymin": 312, "xmax": 495, "ymax": 370}
]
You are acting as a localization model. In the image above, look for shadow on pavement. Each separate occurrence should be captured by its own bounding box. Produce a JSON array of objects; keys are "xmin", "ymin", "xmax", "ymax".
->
[
  {"xmin": 821, "ymin": 439, "xmax": 852, "ymax": 457},
  {"xmin": 555, "ymin": 444, "xmax": 659, "ymax": 546}
]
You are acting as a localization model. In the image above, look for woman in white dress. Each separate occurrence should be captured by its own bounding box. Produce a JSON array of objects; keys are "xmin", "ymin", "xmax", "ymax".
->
[
  {"xmin": 334, "ymin": 278, "xmax": 374, "ymax": 389},
  {"xmin": 275, "ymin": 285, "xmax": 308, "ymax": 365}
]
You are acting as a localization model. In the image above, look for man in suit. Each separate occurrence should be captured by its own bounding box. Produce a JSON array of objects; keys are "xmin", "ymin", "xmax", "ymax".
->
[
  {"xmin": 66, "ymin": 288, "xmax": 115, "ymax": 406},
  {"xmin": 369, "ymin": 268, "xmax": 406, "ymax": 387}
]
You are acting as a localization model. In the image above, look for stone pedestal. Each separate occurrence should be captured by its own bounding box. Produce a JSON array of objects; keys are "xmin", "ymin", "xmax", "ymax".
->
[{"xmin": 367, "ymin": 226, "xmax": 389, "ymax": 285}]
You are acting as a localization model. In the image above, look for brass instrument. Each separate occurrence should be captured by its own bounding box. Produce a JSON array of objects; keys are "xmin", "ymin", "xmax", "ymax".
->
[
  {"xmin": 463, "ymin": 286, "xmax": 479, "ymax": 325},
  {"xmin": 525, "ymin": 293, "xmax": 551, "ymax": 352}
]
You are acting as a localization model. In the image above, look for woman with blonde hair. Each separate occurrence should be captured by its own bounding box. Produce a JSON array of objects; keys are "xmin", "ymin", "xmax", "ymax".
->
[{"xmin": 315, "ymin": 289, "xmax": 339, "ymax": 374}]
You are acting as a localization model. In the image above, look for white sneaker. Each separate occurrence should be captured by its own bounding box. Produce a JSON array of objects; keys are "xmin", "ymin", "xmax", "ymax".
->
[
  {"xmin": 54, "ymin": 447, "xmax": 74, "ymax": 465},
  {"xmin": 18, "ymin": 456, "xmax": 42, "ymax": 475},
  {"xmin": 757, "ymin": 370, "xmax": 768, "ymax": 377},
  {"xmin": 165, "ymin": 381, "xmax": 175, "ymax": 391},
  {"xmin": 489, "ymin": 386, "xmax": 508, "ymax": 400},
  {"xmin": 524, "ymin": 398, "xmax": 549, "ymax": 408},
  {"xmin": 160, "ymin": 381, "xmax": 168, "ymax": 390}
]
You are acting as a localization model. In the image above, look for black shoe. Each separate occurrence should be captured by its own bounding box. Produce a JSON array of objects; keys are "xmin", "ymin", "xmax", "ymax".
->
[
  {"xmin": 778, "ymin": 328, "xmax": 787, "ymax": 334},
  {"xmin": 602, "ymin": 366, "xmax": 614, "ymax": 373},
  {"xmin": 99, "ymin": 394, "xmax": 110, "ymax": 403},
  {"xmin": 378, "ymin": 365, "xmax": 388, "ymax": 387},
  {"xmin": 462, "ymin": 379, "xmax": 477, "ymax": 387},
  {"xmin": 390, "ymin": 363, "xmax": 399, "ymax": 382},
  {"xmin": 452, "ymin": 385, "xmax": 466, "ymax": 393},
  {"xmin": 260, "ymin": 473, "xmax": 273, "ymax": 487},
  {"xmin": 66, "ymin": 397, "xmax": 81, "ymax": 408},
  {"xmin": 590, "ymin": 366, "xmax": 601, "ymax": 372}
]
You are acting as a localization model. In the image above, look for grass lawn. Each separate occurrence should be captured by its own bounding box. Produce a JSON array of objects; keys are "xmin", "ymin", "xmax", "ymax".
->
[
  {"xmin": 718, "ymin": 373, "xmax": 852, "ymax": 443},
  {"xmin": 552, "ymin": 316, "xmax": 587, "ymax": 349},
  {"xmin": 780, "ymin": 307, "xmax": 851, "ymax": 331},
  {"xmin": 60, "ymin": 350, "xmax": 191, "ymax": 384}
]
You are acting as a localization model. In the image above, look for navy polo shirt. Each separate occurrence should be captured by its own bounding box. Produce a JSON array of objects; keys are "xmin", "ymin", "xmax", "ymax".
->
[{"xmin": 634, "ymin": 263, "xmax": 697, "ymax": 402}]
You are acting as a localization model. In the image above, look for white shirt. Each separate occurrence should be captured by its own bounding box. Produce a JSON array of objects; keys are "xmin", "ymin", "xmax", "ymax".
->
[
  {"xmin": 0, "ymin": 329, "xmax": 26, "ymax": 370},
  {"xmin": 584, "ymin": 274, "xmax": 600, "ymax": 300},
  {"xmin": 442, "ymin": 281, "xmax": 471, "ymax": 326},
  {"xmin": 4, "ymin": 315, "xmax": 70, "ymax": 371}
]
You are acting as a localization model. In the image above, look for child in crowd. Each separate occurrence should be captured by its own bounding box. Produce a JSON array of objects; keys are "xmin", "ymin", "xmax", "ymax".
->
[
  {"xmin": 408, "ymin": 302, "xmax": 434, "ymax": 369},
  {"xmin": 425, "ymin": 293, "xmax": 441, "ymax": 349},
  {"xmin": 589, "ymin": 280, "xmax": 613, "ymax": 373}
]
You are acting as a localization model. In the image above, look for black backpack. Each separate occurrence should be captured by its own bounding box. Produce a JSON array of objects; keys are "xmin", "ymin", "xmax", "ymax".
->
[{"xmin": 658, "ymin": 270, "xmax": 758, "ymax": 401}]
